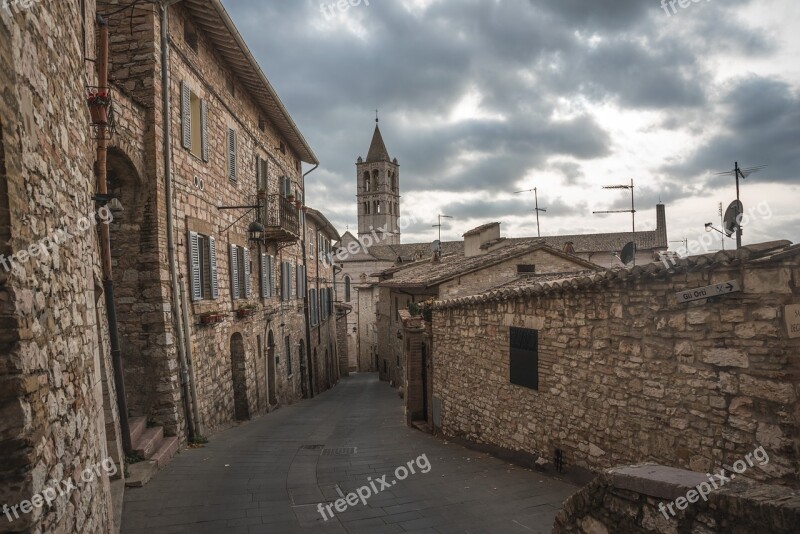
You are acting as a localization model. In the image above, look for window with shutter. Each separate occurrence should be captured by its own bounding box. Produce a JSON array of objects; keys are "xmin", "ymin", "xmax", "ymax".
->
[
  {"xmin": 189, "ymin": 231, "xmax": 201, "ymax": 301},
  {"xmin": 268, "ymin": 256, "xmax": 275, "ymax": 298},
  {"xmin": 200, "ymin": 99, "xmax": 209, "ymax": 162},
  {"xmin": 227, "ymin": 128, "xmax": 237, "ymax": 182},
  {"xmin": 209, "ymin": 236, "xmax": 218, "ymax": 299},
  {"xmin": 260, "ymin": 253, "xmax": 268, "ymax": 298},
  {"xmin": 181, "ymin": 81, "xmax": 191, "ymax": 150},
  {"xmin": 230, "ymin": 244, "xmax": 240, "ymax": 299},
  {"xmin": 242, "ymin": 247, "xmax": 251, "ymax": 298}
]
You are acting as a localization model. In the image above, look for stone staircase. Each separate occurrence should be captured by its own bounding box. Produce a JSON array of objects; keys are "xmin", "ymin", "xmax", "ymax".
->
[{"xmin": 125, "ymin": 417, "xmax": 180, "ymax": 488}]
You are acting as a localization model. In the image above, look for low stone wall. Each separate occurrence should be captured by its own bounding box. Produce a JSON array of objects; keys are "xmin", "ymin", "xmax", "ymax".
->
[
  {"xmin": 554, "ymin": 464, "xmax": 800, "ymax": 533},
  {"xmin": 432, "ymin": 243, "xmax": 800, "ymax": 487}
]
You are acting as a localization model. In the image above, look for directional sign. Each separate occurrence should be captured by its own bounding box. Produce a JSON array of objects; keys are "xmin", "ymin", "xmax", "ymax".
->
[{"xmin": 676, "ymin": 280, "xmax": 741, "ymax": 304}]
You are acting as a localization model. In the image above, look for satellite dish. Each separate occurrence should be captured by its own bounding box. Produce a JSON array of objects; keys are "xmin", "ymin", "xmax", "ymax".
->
[
  {"xmin": 430, "ymin": 240, "xmax": 441, "ymax": 253},
  {"xmin": 620, "ymin": 242, "xmax": 636, "ymax": 266},
  {"xmin": 723, "ymin": 200, "xmax": 744, "ymax": 237}
]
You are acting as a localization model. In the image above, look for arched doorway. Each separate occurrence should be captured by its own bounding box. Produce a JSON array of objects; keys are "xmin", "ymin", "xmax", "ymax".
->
[
  {"xmin": 267, "ymin": 330, "xmax": 277, "ymax": 406},
  {"xmin": 230, "ymin": 333, "xmax": 249, "ymax": 421},
  {"xmin": 299, "ymin": 341, "xmax": 308, "ymax": 399}
]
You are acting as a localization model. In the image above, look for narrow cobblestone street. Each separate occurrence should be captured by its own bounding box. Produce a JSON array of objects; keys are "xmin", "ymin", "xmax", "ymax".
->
[{"xmin": 121, "ymin": 374, "xmax": 577, "ymax": 533}]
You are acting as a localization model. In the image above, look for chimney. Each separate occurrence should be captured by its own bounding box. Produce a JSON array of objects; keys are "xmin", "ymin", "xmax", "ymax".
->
[
  {"xmin": 463, "ymin": 222, "xmax": 501, "ymax": 257},
  {"xmin": 563, "ymin": 241, "xmax": 575, "ymax": 254},
  {"xmin": 656, "ymin": 204, "xmax": 667, "ymax": 247}
]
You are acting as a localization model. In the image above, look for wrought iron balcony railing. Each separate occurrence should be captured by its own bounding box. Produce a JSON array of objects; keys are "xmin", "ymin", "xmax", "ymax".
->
[{"xmin": 262, "ymin": 194, "xmax": 300, "ymax": 242}]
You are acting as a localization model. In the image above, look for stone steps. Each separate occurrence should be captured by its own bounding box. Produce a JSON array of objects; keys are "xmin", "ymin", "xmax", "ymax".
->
[{"xmin": 125, "ymin": 418, "xmax": 181, "ymax": 488}]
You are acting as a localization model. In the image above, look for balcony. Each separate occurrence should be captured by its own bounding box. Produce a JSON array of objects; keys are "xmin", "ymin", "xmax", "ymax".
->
[{"xmin": 263, "ymin": 194, "xmax": 300, "ymax": 242}]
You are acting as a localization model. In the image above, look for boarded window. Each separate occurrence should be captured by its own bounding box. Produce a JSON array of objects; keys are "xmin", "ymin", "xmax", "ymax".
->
[{"xmin": 509, "ymin": 327, "xmax": 539, "ymax": 390}]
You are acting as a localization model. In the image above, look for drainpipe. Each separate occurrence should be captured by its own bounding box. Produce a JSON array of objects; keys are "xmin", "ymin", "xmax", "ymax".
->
[
  {"xmin": 95, "ymin": 15, "xmax": 132, "ymax": 456},
  {"xmin": 301, "ymin": 164, "xmax": 318, "ymax": 398},
  {"xmin": 161, "ymin": 0, "xmax": 197, "ymax": 441}
]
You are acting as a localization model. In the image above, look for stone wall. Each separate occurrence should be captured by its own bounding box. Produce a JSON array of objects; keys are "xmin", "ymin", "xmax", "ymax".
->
[
  {"xmin": 0, "ymin": 1, "xmax": 122, "ymax": 532},
  {"xmin": 554, "ymin": 464, "xmax": 800, "ymax": 533},
  {"xmin": 432, "ymin": 245, "xmax": 800, "ymax": 487}
]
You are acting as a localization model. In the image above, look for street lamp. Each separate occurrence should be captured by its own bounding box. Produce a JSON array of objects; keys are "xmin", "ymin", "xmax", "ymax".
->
[{"xmin": 432, "ymin": 214, "xmax": 453, "ymax": 245}]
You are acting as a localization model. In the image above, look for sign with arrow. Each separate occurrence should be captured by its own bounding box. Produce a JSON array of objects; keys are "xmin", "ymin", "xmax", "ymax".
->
[{"xmin": 676, "ymin": 280, "xmax": 741, "ymax": 304}]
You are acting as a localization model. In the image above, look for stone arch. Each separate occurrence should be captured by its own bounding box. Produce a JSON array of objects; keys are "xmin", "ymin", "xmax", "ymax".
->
[
  {"xmin": 106, "ymin": 147, "xmax": 159, "ymax": 422},
  {"xmin": 230, "ymin": 332, "xmax": 249, "ymax": 421}
]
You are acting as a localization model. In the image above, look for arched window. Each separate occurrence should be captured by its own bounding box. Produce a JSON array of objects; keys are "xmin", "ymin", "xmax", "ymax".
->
[
  {"xmin": 372, "ymin": 169, "xmax": 379, "ymax": 191},
  {"xmin": 377, "ymin": 202, "xmax": 382, "ymax": 214},
  {"xmin": 344, "ymin": 276, "xmax": 351, "ymax": 302},
  {"xmin": 363, "ymin": 171, "xmax": 370, "ymax": 192},
  {"xmin": 364, "ymin": 202, "xmax": 370, "ymax": 215}
]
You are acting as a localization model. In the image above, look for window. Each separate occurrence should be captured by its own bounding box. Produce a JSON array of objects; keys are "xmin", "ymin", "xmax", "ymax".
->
[
  {"xmin": 260, "ymin": 254, "xmax": 275, "ymax": 298},
  {"xmin": 184, "ymin": 20, "xmax": 198, "ymax": 52},
  {"xmin": 344, "ymin": 276, "xmax": 351, "ymax": 302},
  {"xmin": 281, "ymin": 261, "xmax": 293, "ymax": 301},
  {"xmin": 188, "ymin": 231, "xmax": 218, "ymax": 301},
  {"xmin": 296, "ymin": 264, "xmax": 306, "ymax": 298},
  {"xmin": 227, "ymin": 128, "xmax": 237, "ymax": 182},
  {"xmin": 509, "ymin": 327, "xmax": 539, "ymax": 390},
  {"xmin": 225, "ymin": 75, "xmax": 235, "ymax": 97},
  {"xmin": 517, "ymin": 264, "xmax": 536, "ymax": 274},
  {"xmin": 181, "ymin": 81, "xmax": 208, "ymax": 161},
  {"xmin": 229, "ymin": 245, "xmax": 251, "ymax": 300},
  {"xmin": 258, "ymin": 117, "xmax": 266, "ymax": 132},
  {"xmin": 279, "ymin": 141, "xmax": 286, "ymax": 155},
  {"xmin": 285, "ymin": 336, "xmax": 292, "ymax": 376},
  {"xmin": 363, "ymin": 172, "xmax": 370, "ymax": 192}
]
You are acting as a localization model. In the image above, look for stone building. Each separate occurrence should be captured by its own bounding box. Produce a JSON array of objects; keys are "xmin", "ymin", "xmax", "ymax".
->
[
  {"xmin": 304, "ymin": 208, "xmax": 341, "ymax": 394},
  {"xmin": 1, "ymin": 1, "xmax": 123, "ymax": 532},
  {"xmin": 376, "ymin": 223, "xmax": 603, "ymax": 388},
  {"xmin": 94, "ymin": 0, "xmax": 339, "ymax": 480},
  {"xmin": 335, "ymin": 123, "xmax": 463, "ymax": 372},
  {"xmin": 537, "ymin": 203, "xmax": 669, "ymax": 268},
  {"xmin": 421, "ymin": 241, "xmax": 800, "ymax": 486}
]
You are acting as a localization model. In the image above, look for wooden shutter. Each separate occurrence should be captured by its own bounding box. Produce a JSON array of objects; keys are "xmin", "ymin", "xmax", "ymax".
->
[
  {"xmin": 181, "ymin": 81, "xmax": 191, "ymax": 149},
  {"xmin": 200, "ymin": 99, "xmax": 209, "ymax": 162},
  {"xmin": 230, "ymin": 244, "xmax": 240, "ymax": 300},
  {"xmin": 227, "ymin": 128, "xmax": 237, "ymax": 181},
  {"xmin": 268, "ymin": 256, "xmax": 275, "ymax": 298},
  {"xmin": 281, "ymin": 262, "xmax": 288, "ymax": 301},
  {"xmin": 260, "ymin": 253, "xmax": 268, "ymax": 298},
  {"xmin": 243, "ymin": 247, "xmax": 251, "ymax": 298},
  {"xmin": 209, "ymin": 236, "xmax": 218, "ymax": 299},
  {"xmin": 189, "ymin": 231, "xmax": 201, "ymax": 301}
]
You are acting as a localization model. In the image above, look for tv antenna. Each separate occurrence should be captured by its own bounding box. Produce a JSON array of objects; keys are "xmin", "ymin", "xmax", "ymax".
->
[
  {"xmin": 513, "ymin": 187, "xmax": 547, "ymax": 237},
  {"xmin": 593, "ymin": 178, "xmax": 637, "ymax": 266},
  {"xmin": 713, "ymin": 162, "xmax": 766, "ymax": 249},
  {"xmin": 432, "ymin": 214, "xmax": 453, "ymax": 246}
]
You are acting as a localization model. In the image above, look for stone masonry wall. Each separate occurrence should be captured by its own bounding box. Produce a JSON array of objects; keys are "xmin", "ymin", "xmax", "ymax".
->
[
  {"xmin": 553, "ymin": 464, "xmax": 800, "ymax": 533},
  {"xmin": 432, "ymin": 256, "xmax": 800, "ymax": 487},
  {"xmin": 0, "ymin": 1, "xmax": 121, "ymax": 533}
]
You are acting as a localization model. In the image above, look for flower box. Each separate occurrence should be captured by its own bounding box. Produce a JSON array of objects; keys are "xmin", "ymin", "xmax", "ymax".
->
[
  {"xmin": 198, "ymin": 312, "xmax": 224, "ymax": 326},
  {"xmin": 236, "ymin": 307, "xmax": 257, "ymax": 319},
  {"xmin": 87, "ymin": 89, "xmax": 111, "ymax": 125}
]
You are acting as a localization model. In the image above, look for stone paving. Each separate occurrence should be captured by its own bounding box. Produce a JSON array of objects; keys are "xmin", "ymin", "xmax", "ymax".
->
[{"xmin": 121, "ymin": 374, "xmax": 578, "ymax": 533}]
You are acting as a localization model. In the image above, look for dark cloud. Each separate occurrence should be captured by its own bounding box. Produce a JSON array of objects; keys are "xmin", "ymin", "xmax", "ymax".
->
[{"xmin": 221, "ymin": 0, "xmax": 796, "ymax": 242}]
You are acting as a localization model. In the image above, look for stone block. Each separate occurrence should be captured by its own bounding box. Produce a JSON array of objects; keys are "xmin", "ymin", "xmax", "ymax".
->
[{"xmin": 701, "ymin": 348, "xmax": 748, "ymax": 368}]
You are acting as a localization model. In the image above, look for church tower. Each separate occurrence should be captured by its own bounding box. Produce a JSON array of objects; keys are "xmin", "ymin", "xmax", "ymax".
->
[{"xmin": 357, "ymin": 119, "xmax": 400, "ymax": 245}]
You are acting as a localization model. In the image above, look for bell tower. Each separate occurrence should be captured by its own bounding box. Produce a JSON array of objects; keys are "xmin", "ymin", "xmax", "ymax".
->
[{"xmin": 357, "ymin": 117, "xmax": 400, "ymax": 245}]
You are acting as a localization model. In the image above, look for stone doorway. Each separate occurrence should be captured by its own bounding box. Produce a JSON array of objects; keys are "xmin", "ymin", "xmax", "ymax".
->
[
  {"xmin": 267, "ymin": 330, "xmax": 277, "ymax": 406},
  {"xmin": 230, "ymin": 333, "xmax": 249, "ymax": 421}
]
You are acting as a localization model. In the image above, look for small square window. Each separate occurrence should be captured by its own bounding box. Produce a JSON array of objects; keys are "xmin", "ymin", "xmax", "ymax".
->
[
  {"xmin": 184, "ymin": 21, "xmax": 198, "ymax": 52},
  {"xmin": 279, "ymin": 141, "xmax": 286, "ymax": 154},
  {"xmin": 509, "ymin": 327, "xmax": 539, "ymax": 390}
]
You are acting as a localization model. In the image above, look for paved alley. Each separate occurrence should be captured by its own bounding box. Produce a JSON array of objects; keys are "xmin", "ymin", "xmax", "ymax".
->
[{"xmin": 121, "ymin": 374, "xmax": 578, "ymax": 534}]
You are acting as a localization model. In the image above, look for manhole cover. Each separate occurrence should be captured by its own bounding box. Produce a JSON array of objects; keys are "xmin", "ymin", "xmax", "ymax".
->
[{"xmin": 322, "ymin": 447, "xmax": 357, "ymax": 456}]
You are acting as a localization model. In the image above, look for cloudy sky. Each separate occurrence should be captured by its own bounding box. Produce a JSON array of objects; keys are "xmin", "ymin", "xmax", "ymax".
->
[{"xmin": 223, "ymin": 0, "xmax": 799, "ymax": 249}]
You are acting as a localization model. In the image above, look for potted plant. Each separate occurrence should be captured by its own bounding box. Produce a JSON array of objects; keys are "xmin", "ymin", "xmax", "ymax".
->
[
  {"xmin": 286, "ymin": 193, "xmax": 295, "ymax": 203},
  {"xmin": 87, "ymin": 89, "xmax": 111, "ymax": 124},
  {"xmin": 236, "ymin": 304, "xmax": 257, "ymax": 318},
  {"xmin": 199, "ymin": 311, "xmax": 223, "ymax": 326},
  {"xmin": 294, "ymin": 199, "xmax": 303, "ymax": 209}
]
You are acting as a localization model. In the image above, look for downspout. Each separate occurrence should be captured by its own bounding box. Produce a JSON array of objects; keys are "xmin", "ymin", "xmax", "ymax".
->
[
  {"xmin": 95, "ymin": 15, "xmax": 132, "ymax": 456},
  {"xmin": 301, "ymin": 164, "xmax": 318, "ymax": 398},
  {"xmin": 161, "ymin": 0, "xmax": 197, "ymax": 441}
]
